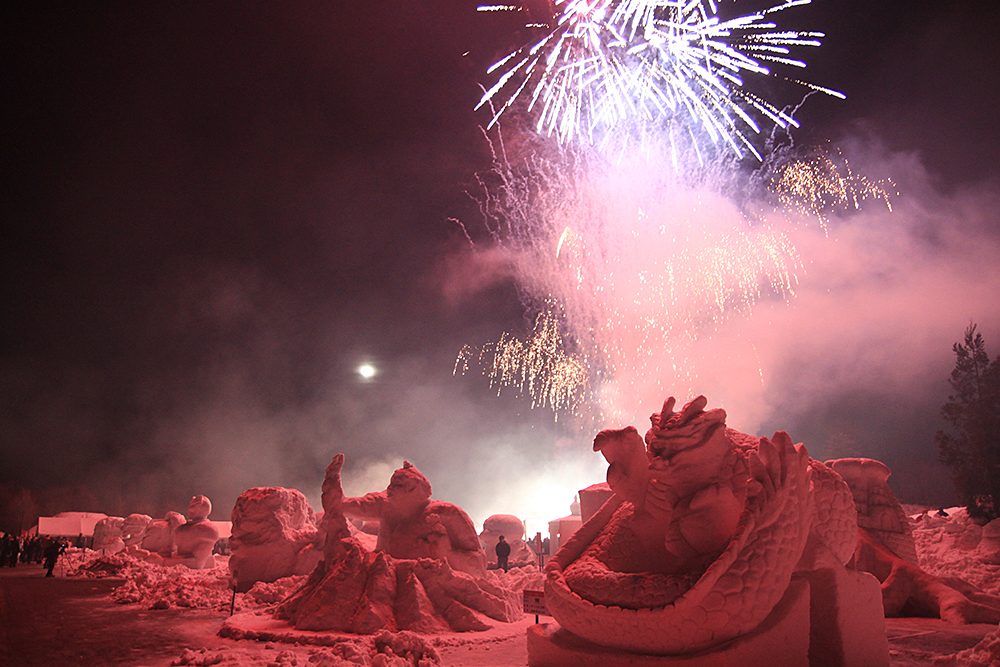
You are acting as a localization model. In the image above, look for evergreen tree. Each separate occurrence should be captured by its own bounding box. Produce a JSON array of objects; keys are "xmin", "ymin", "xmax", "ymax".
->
[{"xmin": 935, "ymin": 324, "xmax": 1000, "ymax": 521}]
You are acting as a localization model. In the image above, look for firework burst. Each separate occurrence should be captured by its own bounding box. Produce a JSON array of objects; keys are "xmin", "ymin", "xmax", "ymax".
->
[
  {"xmin": 457, "ymin": 2, "xmax": 900, "ymax": 425},
  {"xmin": 477, "ymin": 0, "xmax": 844, "ymax": 159}
]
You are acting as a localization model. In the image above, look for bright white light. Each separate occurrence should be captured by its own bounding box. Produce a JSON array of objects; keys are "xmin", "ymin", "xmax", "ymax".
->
[{"xmin": 358, "ymin": 364, "xmax": 376, "ymax": 379}]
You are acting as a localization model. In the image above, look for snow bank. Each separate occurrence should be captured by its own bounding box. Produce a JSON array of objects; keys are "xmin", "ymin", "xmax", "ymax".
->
[
  {"xmin": 935, "ymin": 624, "xmax": 1000, "ymax": 667},
  {"xmin": 170, "ymin": 631, "xmax": 441, "ymax": 666},
  {"xmin": 64, "ymin": 543, "xmax": 544, "ymax": 624},
  {"xmin": 910, "ymin": 507, "xmax": 1000, "ymax": 597}
]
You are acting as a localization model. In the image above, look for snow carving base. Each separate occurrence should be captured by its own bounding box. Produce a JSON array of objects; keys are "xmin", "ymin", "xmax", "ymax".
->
[
  {"xmin": 531, "ymin": 396, "xmax": 889, "ymax": 667},
  {"xmin": 272, "ymin": 455, "xmax": 519, "ymax": 633},
  {"xmin": 529, "ymin": 577, "xmax": 813, "ymax": 667}
]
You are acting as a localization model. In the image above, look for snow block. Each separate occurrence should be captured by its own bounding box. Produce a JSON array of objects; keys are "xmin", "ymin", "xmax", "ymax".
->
[{"xmin": 796, "ymin": 567, "xmax": 889, "ymax": 667}]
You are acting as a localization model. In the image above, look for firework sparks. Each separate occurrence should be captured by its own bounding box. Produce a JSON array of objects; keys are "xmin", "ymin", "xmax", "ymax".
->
[
  {"xmin": 458, "ymin": 2, "xmax": 898, "ymax": 425},
  {"xmin": 772, "ymin": 147, "xmax": 896, "ymax": 232},
  {"xmin": 457, "ymin": 148, "xmax": 805, "ymax": 423},
  {"xmin": 456, "ymin": 309, "xmax": 590, "ymax": 416},
  {"xmin": 477, "ymin": 0, "xmax": 843, "ymax": 158}
]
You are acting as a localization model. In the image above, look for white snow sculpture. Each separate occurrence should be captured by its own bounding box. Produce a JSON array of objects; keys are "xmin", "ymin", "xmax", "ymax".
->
[
  {"xmin": 139, "ymin": 511, "xmax": 185, "ymax": 554},
  {"xmin": 229, "ymin": 486, "xmax": 323, "ymax": 592},
  {"xmin": 92, "ymin": 516, "xmax": 126, "ymax": 554},
  {"xmin": 161, "ymin": 495, "xmax": 219, "ymax": 570},
  {"xmin": 531, "ymin": 396, "xmax": 888, "ymax": 667},
  {"xmin": 121, "ymin": 513, "xmax": 153, "ymax": 548},
  {"xmin": 331, "ymin": 457, "xmax": 488, "ymax": 578},
  {"xmin": 274, "ymin": 455, "xmax": 519, "ymax": 633},
  {"xmin": 830, "ymin": 458, "xmax": 1000, "ymax": 624}
]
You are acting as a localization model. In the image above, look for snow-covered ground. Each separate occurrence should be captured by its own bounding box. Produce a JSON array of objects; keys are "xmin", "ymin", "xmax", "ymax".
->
[{"xmin": 58, "ymin": 507, "xmax": 1000, "ymax": 666}]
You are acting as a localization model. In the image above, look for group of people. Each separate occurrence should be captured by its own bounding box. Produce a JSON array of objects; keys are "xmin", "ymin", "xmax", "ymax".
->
[
  {"xmin": 1, "ymin": 533, "xmax": 71, "ymax": 576},
  {"xmin": 1, "ymin": 533, "xmax": 33, "ymax": 566}
]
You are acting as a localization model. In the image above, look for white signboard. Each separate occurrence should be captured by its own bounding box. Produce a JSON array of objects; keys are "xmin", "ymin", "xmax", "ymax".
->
[{"xmin": 523, "ymin": 589, "xmax": 547, "ymax": 616}]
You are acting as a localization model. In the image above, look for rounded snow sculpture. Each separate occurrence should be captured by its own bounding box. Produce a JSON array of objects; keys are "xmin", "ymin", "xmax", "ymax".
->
[
  {"xmin": 139, "ymin": 511, "xmax": 185, "ymax": 554},
  {"xmin": 480, "ymin": 514, "xmax": 531, "ymax": 566},
  {"xmin": 121, "ymin": 514, "xmax": 153, "ymax": 548},
  {"xmin": 229, "ymin": 486, "xmax": 323, "ymax": 592},
  {"xmin": 92, "ymin": 516, "xmax": 126, "ymax": 554}
]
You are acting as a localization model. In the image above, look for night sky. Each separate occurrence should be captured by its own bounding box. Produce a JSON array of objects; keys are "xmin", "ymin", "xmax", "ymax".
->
[{"xmin": 3, "ymin": 0, "xmax": 999, "ymax": 533}]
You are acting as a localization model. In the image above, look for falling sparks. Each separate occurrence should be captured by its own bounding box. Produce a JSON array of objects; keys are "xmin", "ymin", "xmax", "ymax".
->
[
  {"xmin": 457, "ymin": 148, "xmax": 805, "ymax": 423},
  {"xmin": 477, "ymin": 0, "xmax": 843, "ymax": 158},
  {"xmin": 455, "ymin": 309, "xmax": 590, "ymax": 416},
  {"xmin": 772, "ymin": 147, "xmax": 896, "ymax": 232}
]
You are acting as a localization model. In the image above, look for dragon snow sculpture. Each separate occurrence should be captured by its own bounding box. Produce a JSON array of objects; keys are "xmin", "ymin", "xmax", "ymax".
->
[{"xmin": 544, "ymin": 395, "xmax": 858, "ymax": 654}]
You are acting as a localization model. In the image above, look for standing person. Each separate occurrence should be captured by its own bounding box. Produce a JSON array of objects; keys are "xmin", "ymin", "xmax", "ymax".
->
[
  {"xmin": 43, "ymin": 540, "xmax": 66, "ymax": 577},
  {"xmin": 8, "ymin": 536, "xmax": 20, "ymax": 567},
  {"xmin": 495, "ymin": 534, "xmax": 511, "ymax": 572},
  {"xmin": 28, "ymin": 537, "xmax": 43, "ymax": 563}
]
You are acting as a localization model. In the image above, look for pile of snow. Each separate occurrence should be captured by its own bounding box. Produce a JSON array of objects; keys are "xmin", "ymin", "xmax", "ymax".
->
[
  {"xmin": 909, "ymin": 507, "xmax": 1000, "ymax": 597},
  {"xmin": 64, "ymin": 545, "xmax": 544, "ymax": 618},
  {"xmin": 484, "ymin": 564, "xmax": 544, "ymax": 594},
  {"xmin": 905, "ymin": 506, "xmax": 1000, "ymax": 667},
  {"xmin": 70, "ymin": 550, "xmax": 236, "ymax": 610},
  {"xmin": 936, "ymin": 625, "xmax": 1000, "ymax": 667},
  {"xmin": 66, "ymin": 548, "xmax": 305, "ymax": 612}
]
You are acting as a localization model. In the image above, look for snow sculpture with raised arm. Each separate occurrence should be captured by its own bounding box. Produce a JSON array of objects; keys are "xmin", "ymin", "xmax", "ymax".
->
[
  {"xmin": 332, "ymin": 459, "xmax": 488, "ymax": 578},
  {"xmin": 273, "ymin": 455, "xmax": 518, "ymax": 634},
  {"xmin": 532, "ymin": 396, "xmax": 888, "ymax": 667}
]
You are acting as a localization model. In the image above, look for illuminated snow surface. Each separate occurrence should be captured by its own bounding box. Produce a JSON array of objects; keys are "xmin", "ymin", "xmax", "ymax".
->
[{"xmin": 60, "ymin": 507, "xmax": 1000, "ymax": 666}]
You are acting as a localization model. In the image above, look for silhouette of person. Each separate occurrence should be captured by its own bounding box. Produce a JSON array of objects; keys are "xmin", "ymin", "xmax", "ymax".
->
[
  {"xmin": 495, "ymin": 534, "xmax": 511, "ymax": 572},
  {"xmin": 3, "ymin": 535, "xmax": 21, "ymax": 567},
  {"xmin": 8, "ymin": 536, "xmax": 20, "ymax": 567},
  {"xmin": 43, "ymin": 540, "xmax": 66, "ymax": 577},
  {"xmin": 1, "ymin": 535, "xmax": 11, "ymax": 567}
]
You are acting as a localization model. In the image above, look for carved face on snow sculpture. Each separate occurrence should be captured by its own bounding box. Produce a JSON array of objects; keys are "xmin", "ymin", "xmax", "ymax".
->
[
  {"xmin": 187, "ymin": 495, "xmax": 212, "ymax": 521},
  {"xmin": 384, "ymin": 463, "xmax": 433, "ymax": 521},
  {"xmin": 590, "ymin": 396, "xmax": 748, "ymax": 576}
]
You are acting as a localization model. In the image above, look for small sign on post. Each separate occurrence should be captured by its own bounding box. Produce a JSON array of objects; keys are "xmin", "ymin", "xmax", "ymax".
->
[{"xmin": 523, "ymin": 589, "xmax": 547, "ymax": 624}]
